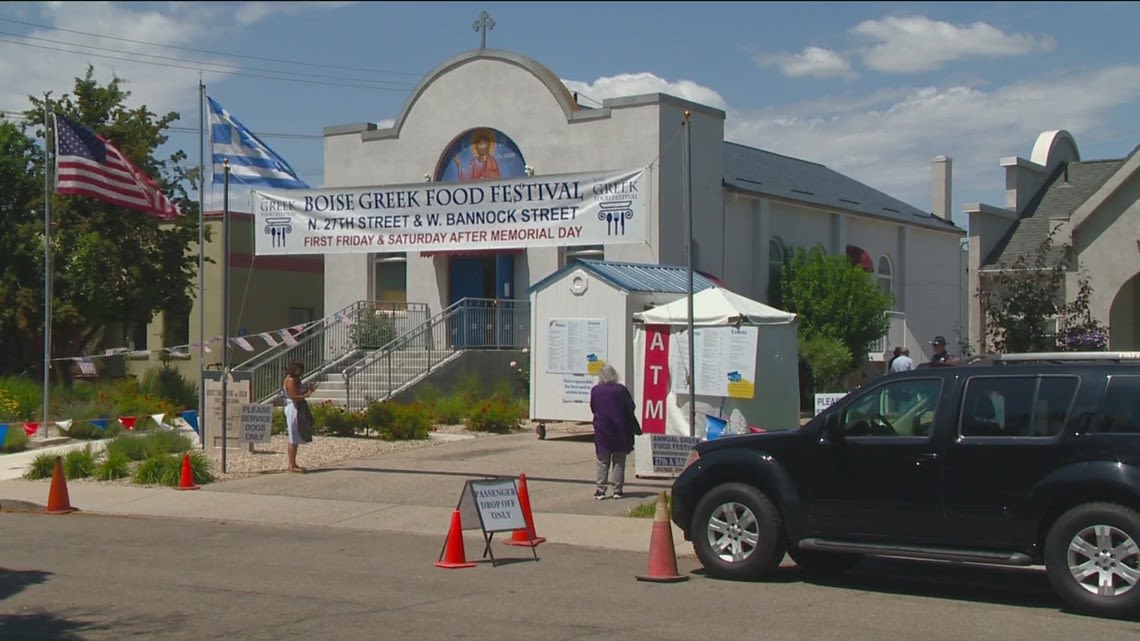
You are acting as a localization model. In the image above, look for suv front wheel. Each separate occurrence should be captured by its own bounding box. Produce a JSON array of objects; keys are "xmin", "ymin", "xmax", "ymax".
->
[
  {"xmin": 691, "ymin": 482, "xmax": 785, "ymax": 580},
  {"xmin": 1045, "ymin": 502, "xmax": 1140, "ymax": 619}
]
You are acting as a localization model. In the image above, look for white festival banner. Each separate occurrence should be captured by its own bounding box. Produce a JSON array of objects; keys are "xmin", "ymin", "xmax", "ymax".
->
[{"xmin": 250, "ymin": 168, "xmax": 648, "ymax": 255}]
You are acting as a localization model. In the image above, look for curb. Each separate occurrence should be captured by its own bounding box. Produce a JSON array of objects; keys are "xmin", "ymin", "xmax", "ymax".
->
[{"xmin": 0, "ymin": 498, "xmax": 45, "ymax": 512}]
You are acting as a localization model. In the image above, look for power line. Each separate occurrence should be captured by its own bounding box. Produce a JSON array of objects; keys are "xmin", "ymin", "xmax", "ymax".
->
[
  {"xmin": 165, "ymin": 126, "xmax": 321, "ymax": 140},
  {"xmin": 3, "ymin": 111, "xmax": 325, "ymax": 141},
  {"xmin": 0, "ymin": 17, "xmax": 423, "ymax": 78},
  {"xmin": 0, "ymin": 36, "xmax": 414, "ymax": 92},
  {"xmin": 0, "ymin": 30, "xmax": 417, "ymax": 90}
]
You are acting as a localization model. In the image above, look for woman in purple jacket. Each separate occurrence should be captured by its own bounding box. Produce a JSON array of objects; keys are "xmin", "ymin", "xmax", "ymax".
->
[{"xmin": 589, "ymin": 364, "xmax": 638, "ymax": 500}]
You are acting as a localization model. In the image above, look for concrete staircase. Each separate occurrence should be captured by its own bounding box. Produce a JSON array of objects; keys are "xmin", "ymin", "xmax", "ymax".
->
[{"xmin": 306, "ymin": 348, "xmax": 459, "ymax": 408}]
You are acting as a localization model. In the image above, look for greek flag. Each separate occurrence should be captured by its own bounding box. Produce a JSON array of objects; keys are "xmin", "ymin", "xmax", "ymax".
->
[{"xmin": 207, "ymin": 96, "xmax": 308, "ymax": 189}]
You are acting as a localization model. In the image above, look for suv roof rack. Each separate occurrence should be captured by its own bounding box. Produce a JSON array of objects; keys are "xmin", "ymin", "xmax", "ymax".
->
[{"xmin": 991, "ymin": 351, "xmax": 1140, "ymax": 364}]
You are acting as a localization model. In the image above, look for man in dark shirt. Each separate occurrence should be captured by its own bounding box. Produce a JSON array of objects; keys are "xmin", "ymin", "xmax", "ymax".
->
[{"xmin": 929, "ymin": 335, "xmax": 960, "ymax": 366}]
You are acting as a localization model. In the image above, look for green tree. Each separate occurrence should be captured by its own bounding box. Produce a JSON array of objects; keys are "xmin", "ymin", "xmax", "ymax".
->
[
  {"xmin": 774, "ymin": 246, "xmax": 892, "ymax": 370},
  {"xmin": 980, "ymin": 227, "xmax": 1107, "ymax": 353},
  {"xmin": 0, "ymin": 67, "xmax": 203, "ymax": 380},
  {"xmin": 0, "ymin": 118, "xmax": 47, "ymax": 374}
]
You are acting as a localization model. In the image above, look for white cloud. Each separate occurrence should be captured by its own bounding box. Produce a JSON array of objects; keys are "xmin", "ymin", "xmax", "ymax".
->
[
  {"xmin": 0, "ymin": 2, "xmax": 340, "ymax": 119},
  {"xmin": 725, "ymin": 64, "xmax": 1140, "ymax": 216},
  {"xmin": 562, "ymin": 72, "xmax": 727, "ymax": 111},
  {"xmin": 753, "ymin": 46, "xmax": 855, "ymax": 79},
  {"xmin": 557, "ymin": 64, "xmax": 1140, "ymax": 220},
  {"xmin": 852, "ymin": 16, "xmax": 1056, "ymax": 73},
  {"xmin": 230, "ymin": 1, "xmax": 358, "ymax": 27}
]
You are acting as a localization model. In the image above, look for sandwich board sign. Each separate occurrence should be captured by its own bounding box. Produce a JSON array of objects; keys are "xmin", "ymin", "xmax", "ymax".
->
[{"xmin": 444, "ymin": 477, "xmax": 537, "ymax": 566}]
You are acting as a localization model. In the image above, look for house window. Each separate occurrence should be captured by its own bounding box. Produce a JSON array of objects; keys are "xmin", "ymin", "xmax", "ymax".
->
[
  {"xmin": 373, "ymin": 254, "xmax": 407, "ymax": 303},
  {"xmin": 127, "ymin": 321, "xmax": 148, "ymax": 351},
  {"xmin": 163, "ymin": 311, "xmax": 190, "ymax": 348},
  {"xmin": 562, "ymin": 245, "xmax": 604, "ymax": 267},
  {"xmin": 877, "ymin": 255, "xmax": 893, "ymax": 304}
]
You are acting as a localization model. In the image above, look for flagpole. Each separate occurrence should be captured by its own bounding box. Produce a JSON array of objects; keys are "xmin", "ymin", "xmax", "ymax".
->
[
  {"xmin": 197, "ymin": 80, "xmax": 206, "ymax": 450},
  {"xmin": 683, "ymin": 109, "xmax": 695, "ymax": 438},
  {"xmin": 221, "ymin": 159, "xmax": 230, "ymax": 474},
  {"xmin": 42, "ymin": 93, "xmax": 53, "ymax": 438}
]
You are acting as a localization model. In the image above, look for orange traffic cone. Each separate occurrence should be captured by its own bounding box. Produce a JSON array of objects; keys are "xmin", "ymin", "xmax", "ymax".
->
[
  {"xmin": 505, "ymin": 473, "xmax": 546, "ymax": 547},
  {"xmin": 435, "ymin": 510, "xmax": 476, "ymax": 569},
  {"xmin": 44, "ymin": 456, "xmax": 77, "ymax": 515},
  {"xmin": 636, "ymin": 491, "xmax": 688, "ymax": 583},
  {"xmin": 176, "ymin": 453, "xmax": 199, "ymax": 491}
]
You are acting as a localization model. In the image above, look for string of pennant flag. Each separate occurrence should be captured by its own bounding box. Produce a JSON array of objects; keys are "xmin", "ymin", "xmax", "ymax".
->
[
  {"xmin": 47, "ymin": 315, "xmax": 353, "ymax": 366},
  {"xmin": 0, "ymin": 411, "xmax": 200, "ymax": 443}
]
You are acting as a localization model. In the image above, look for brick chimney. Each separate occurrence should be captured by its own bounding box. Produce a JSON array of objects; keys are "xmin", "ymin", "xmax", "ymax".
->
[{"xmin": 932, "ymin": 156, "xmax": 952, "ymax": 222}]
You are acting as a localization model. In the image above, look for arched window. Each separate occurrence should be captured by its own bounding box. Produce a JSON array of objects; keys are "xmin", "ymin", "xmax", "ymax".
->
[
  {"xmin": 877, "ymin": 255, "xmax": 893, "ymax": 302},
  {"xmin": 768, "ymin": 237, "xmax": 786, "ymax": 290}
]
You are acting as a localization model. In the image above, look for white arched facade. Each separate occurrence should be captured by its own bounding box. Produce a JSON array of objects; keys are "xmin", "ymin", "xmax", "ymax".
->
[{"xmin": 320, "ymin": 48, "xmax": 965, "ymax": 362}]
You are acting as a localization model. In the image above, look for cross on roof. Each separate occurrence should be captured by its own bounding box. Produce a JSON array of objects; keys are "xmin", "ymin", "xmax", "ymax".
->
[{"xmin": 473, "ymin": 10, "xmax": 495, "ymax": 49}]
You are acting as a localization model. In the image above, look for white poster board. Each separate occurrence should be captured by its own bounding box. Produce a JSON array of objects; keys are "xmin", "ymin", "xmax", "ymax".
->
[
  {"xmin": 545, "ymin": 318, "xmax": 607, "ymax": 375},
  {"xmin": 671, "ymin": 327, "xmax": 759, "ymax": 398},
  {"xmin": 645, "ymin": 434, "xmax": 702, "ymax": 476},
  {"xmin": 814, "ymin": 393, "xmax": 847, "ymax": 416},
  {"xmin": 239, "ymin": 403, "xmax": 273, "ymax": 443},
  {"xmin": 561, "ymin": 374, "xmax": 593, "ymax": 403}
]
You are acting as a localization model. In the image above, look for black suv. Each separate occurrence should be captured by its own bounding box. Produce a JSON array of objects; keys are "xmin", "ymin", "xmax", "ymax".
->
[{"xmin": 670, "ymin": 356, "xmax": 1140, "ymax": 618}]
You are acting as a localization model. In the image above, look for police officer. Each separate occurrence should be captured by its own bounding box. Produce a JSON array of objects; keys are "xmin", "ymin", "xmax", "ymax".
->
[{"xmin": 929, "ymin": 336, "xmax": 960, "ymax": 366}]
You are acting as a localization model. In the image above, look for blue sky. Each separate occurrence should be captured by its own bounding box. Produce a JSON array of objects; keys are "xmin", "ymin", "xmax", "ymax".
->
[{"xmin": 1, "ymin": 1, "xmax": 1138, "ymax": 230}]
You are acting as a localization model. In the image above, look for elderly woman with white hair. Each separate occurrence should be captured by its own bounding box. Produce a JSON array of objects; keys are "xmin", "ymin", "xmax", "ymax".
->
[{"xmin": 589, "ymin": 363, "xmax": 638, "ymax": 500}]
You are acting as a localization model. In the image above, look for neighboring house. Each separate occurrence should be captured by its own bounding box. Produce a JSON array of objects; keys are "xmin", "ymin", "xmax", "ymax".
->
[
  {"xmin": 131, "ymin": 213, "xmax": 325, "ymax": 382},
  {"xmin": 321, "ymin": 47, "xmax": 966, "ymax": 364},
  {"xmin": 967, "ymin": 130, "xmax": 1140, "ymax": 351}
]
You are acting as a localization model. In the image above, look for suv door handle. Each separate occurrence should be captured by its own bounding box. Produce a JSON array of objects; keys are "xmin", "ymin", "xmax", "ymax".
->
[{"xmin": 915, "ymin": 452, "xmax": 939, "ymax": 467}]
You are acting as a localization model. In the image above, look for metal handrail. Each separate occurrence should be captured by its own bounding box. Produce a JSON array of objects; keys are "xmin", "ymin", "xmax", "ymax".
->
[
  {"xmin": 234, "ymin": 299, "xmax": 393, "ymax": 370},
  {"xmin": 236, "ymin": 300, "xmax": 430, "ymax": 403},
  {"xmin": 343, "ymin": 298, "xmax": 530, "ymax": 410}
]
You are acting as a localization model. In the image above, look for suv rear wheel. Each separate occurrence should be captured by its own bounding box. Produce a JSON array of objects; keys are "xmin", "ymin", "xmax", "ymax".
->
[
  {"xmin": 1044, "ymin": 502, "xmax": 1140, "ymax": 619},
  {"xmin": 691, "ymin": 482, "xmax": 785, "ymax": 580}
]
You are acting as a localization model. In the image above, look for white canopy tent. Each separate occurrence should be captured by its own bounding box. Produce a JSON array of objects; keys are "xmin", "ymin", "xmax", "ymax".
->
[
  {"xmin": 634, "ymin": 287, "xmax": 797, "ymax": 326},
  {"xmin": 630, "ymin": 287, "xmax": 800, "ymax": 477}
]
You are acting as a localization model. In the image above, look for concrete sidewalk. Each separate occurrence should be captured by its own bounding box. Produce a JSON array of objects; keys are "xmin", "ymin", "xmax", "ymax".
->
[
  {"xmin": 0, "ymin": 430, "xmax": 694, "ymax": 557},
  {"xmin": 0, "ymin": 439, "xmax": 110, "ymax": 481}
]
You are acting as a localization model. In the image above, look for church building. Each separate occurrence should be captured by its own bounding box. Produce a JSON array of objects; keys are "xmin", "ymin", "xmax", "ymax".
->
[{"xmin": 318, "ymin": 47, "xmax": 966, "ymax": 364}]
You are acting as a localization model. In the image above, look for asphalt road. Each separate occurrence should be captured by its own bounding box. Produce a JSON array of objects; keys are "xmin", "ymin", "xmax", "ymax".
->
[{"xmin": 2, "ymin": 512, "xmax": 1134, "ymax": 641}]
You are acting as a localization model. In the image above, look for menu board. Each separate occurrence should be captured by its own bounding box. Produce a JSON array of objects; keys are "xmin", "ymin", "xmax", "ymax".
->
[
  {"xmin": 545, "ymin": 318, "xmax": 607, "ymax": 375},
  {"xmin": 671, "ymin": 326, "xmax": 758, "ymax": 398}
]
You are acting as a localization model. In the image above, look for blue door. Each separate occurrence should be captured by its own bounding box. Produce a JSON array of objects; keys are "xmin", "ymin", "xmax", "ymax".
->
[
  {"xmin": 449, "ymin": 257, "xmax": 494, "ymax": 348},
  {"xmin": 448, "ymin": 254, "xmax": 516, "ymax": 348}
]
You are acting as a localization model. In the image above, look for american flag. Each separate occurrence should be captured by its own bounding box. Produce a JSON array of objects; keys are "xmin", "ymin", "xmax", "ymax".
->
[{"xmin": 54, "ymin": 114, "xmax": 180, "ymax": 219}]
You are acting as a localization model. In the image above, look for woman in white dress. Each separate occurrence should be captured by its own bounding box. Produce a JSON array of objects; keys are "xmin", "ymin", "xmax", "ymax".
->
[{"xmin": 283, "ymin": 361, "xmax": 316, "ymax": 473}]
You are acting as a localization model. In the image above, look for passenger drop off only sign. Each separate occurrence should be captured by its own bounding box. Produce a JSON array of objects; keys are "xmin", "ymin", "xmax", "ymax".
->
[{"xmin": 451, "ymin": 478, "xmax": 538, "ymax": 565}]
